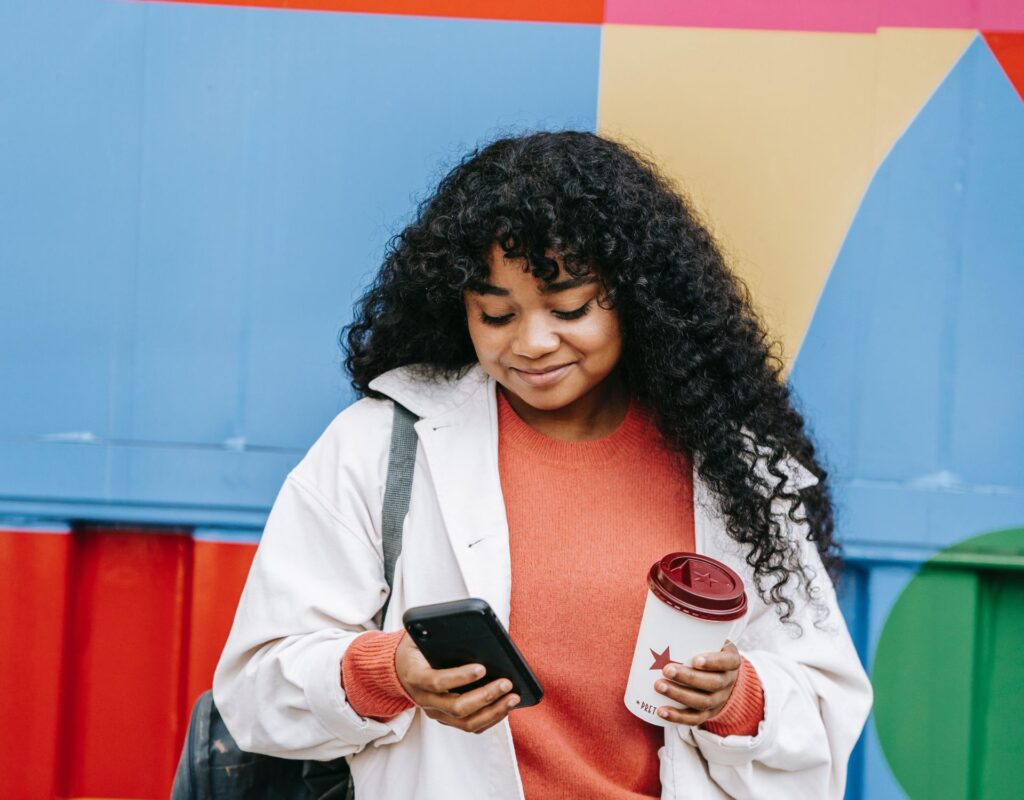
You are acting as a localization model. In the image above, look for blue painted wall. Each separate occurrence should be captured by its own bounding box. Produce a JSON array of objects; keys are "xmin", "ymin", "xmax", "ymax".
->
[
  {"xmin": 792, "ymin": 38, "xmax": 1024, "ymax": 799},
  {"xmin": 0, "ymin": 0, "xmax": 600, "ymax": 525},
  {"xmin": 3, "ymin": 4, "xmax": 1023, "ymax": 796},
  {"xmin": 794, "ymin": 38, "xmax": 1024, "ymax": 553}
]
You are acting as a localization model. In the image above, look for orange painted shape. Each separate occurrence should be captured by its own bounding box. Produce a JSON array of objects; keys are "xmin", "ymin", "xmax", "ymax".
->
[
  {"xmin": 984, "ymin": 32, "xmax": 1024, "ymax": 101},
  {"xmin": 184, "ymin": 539, "xmax": 257, "ymax": 711},
  {"xmin": 59, "ymin": 528, "xmax": 192, "ymax": 800},
  {"xmin": 143, "ymin": 0, "xmax": 604, "ymax": 24},
  {"xmin": 0, "ymin": 528, "xmax": 71, "ymax": 800}
]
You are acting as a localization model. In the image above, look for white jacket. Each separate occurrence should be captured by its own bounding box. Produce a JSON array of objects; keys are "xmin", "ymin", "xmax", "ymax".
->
[{"xmin": 213, "ymin": 361, "xmax": 872, "ymax": 800}]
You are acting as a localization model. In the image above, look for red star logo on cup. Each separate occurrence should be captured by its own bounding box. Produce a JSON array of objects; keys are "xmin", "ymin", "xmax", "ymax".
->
[
  {"xmin": 692, "ymin": 567, "xmax": 722, "ymax": 591},
  {"xmin": 649, "ymin": 646, "xmax": 681, "ymax": 671}
]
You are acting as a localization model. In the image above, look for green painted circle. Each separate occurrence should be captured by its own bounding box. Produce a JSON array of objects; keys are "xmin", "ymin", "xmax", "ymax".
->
[{"xmin": 873, "ymin": 527, "xmax": 1024, "ymax": 800}]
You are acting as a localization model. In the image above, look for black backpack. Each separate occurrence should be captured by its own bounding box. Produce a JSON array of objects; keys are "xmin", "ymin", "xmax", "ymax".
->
[{"xmin": 171, "ymin": 401, "xmax": 420, "ymax": 800}]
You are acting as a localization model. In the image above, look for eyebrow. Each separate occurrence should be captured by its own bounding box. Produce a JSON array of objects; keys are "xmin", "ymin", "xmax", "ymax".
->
[{"xmin": 469, "ymin": 275, "xmax": 598, "ymax": 296}]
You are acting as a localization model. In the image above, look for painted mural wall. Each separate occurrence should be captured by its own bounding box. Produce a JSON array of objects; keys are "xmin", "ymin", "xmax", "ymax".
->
[{"xmin": 1, "ymin": 1, "xmax": 1022, "ymax": 797}]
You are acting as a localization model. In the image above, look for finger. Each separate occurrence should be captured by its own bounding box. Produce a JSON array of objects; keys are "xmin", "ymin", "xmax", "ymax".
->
[
  {"xmin": 409, "ymin": 662, "xmax": 486, "ymax": 696},
  {"xmin": 656, "ymin": 704, "xmax": 714, "ymax": 726},
  {"xmin": 690, "ymin": 643, "xmax": 741, "ymax": 672},
  {"xmin": 654, "ymin": 679, "xmax": 732, "ymax": 713},
  {"xmin": 660, "ymin": 663, "xmax": 734, "ymax": 692},
  {"xmin": 422, "ymin": 692, "xmax": 520, "ymax": 732},
  {"xmin": 459, "ymin": 693, "xmax": 521, "ymax": 733},
  {"xmin": 472, "ymin": 713, "xmax": 511, "ymax": 736},
  {"xmin": 431, "ymin": 678, "xmax": 514, "ymax": 720}
]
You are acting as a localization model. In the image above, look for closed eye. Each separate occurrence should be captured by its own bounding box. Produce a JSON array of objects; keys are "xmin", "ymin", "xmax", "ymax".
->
[
  {"xmin": 557, "ymin": 302, "xmax": 593, "ymax": 320},
  {"xmin": 478, "ymin": 301, "xmax": 592, "ymax": 327}
]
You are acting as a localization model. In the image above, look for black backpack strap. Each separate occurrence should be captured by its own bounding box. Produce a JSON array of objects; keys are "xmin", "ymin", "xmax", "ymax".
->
[{"xmin": 379, "ymin": 400, "xmax": 419, "ymax": 626}]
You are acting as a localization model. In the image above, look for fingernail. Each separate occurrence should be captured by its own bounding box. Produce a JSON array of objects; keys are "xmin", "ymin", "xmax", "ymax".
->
[
  {"xmin": 507, "ymin": 697, "xmax": 520, "ymax": 708},
  {"xmin": 656, "ymin": 681, "xmax": 668, "ymax": 693},
  {"xmin": 658, "ymin": 709, "xmax": 670, "ymax": 719},
  {"xmin": 694, "ymin": 657, "xmax": 705, "ymax": 668},
  {"xmin": 499, "ymin": 681, "xmax": 512, "ymax": 693},
  {"xmin": 473, "ymin": 666, "xmax": 485, "ymax": 678},
  {"xmin": 664, "ymin": 666, "xmax": 676, "ymax": 678}
]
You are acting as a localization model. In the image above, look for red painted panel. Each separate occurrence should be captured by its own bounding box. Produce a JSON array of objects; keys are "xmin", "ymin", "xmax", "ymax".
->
[
  {"xmin": 143, "ymin": 0, "xmax": 604, "ymax": 24},
  {"xmin": 58, "ymin": 527, "xmax": 192, "ymax": 800},
  {"xmin": 185, "ymin": 539, "xmax": 258, "ymax": 710},
  {"xmin": 0, "ymin": 528, "xmax": 259, "ymax": 798},
  {"xmin": 985, "ymin": 32, "xmax": 1024, "ymax": 101},
  {"xmin": 0, "ymin": 527, "xmax": 71, "ymax": 800}
]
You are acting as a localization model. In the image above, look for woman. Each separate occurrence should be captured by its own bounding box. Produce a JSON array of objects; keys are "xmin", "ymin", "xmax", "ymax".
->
[{"xmin": 213, "ymin": 130, "xmax": 872, "ymax": 799}]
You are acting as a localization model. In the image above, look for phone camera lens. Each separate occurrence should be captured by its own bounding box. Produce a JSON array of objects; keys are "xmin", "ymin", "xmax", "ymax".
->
[{"xmin": 413, "ymin": 624, "xmax": 430, "ymax": 639}]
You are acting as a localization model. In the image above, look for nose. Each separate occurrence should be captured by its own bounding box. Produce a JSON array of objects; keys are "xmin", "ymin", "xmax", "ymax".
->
[{"xmin": 511, "ymin": 312, "xmax": 560, "ymax": 359}]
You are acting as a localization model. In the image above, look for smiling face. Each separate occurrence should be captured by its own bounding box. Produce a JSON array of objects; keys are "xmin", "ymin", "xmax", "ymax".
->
[{"xmin": 463, "ymin": 242, "xmax": 626, "ymax": 428}]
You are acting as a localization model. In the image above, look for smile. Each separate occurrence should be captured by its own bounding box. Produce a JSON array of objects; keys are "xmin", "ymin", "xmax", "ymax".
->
[{"xmin": 511, "ymin": 364, "xmax": 574, "ymax": 386}]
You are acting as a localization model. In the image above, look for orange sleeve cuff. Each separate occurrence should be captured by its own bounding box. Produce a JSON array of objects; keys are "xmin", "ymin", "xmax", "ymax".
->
[
  {"xmin": 340, "ymin": 629, "xmax": 416, "ymax": 721},
  {"xmin": 700, "ymin": 656, "xmax": 765, "ymax": 737}
]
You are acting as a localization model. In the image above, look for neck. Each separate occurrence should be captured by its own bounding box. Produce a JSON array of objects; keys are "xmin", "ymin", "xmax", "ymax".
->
[{"xmin": 498, "ymin": 367, "xmax": 632, "ymax": 442}]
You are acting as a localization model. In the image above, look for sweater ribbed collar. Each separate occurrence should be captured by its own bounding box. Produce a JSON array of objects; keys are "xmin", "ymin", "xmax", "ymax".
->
[{"xmin": 496, "ymin": 384, "xmax": 659, "ymax": 466}]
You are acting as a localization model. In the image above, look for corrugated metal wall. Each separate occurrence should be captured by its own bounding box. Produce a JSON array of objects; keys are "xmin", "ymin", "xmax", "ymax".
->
[
  {"xmin": 840, "ymin": 533, "xmax": 1024, "ymax": 800},
  {"xmin": 0, "ymin": 525, "xmax": 256, "ymax": 799},
  {"xmin": 2, "ymin": 2, "xmax": 1022, "ymax": 798}
]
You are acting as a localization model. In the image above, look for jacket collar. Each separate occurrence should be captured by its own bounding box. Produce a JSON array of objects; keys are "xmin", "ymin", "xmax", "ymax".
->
[
  {"xmin": 371, "ymin": 361, "xmax": 513, "ymax": 620},
  {"xmin": 368, "ymin": 362, "xmax": 489, "ymax": 420}
]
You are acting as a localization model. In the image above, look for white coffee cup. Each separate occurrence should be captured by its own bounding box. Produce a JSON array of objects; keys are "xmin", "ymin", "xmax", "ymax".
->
[{"xmin": 624, "ymin": 552, "xmax": 747, "ymax": 727}]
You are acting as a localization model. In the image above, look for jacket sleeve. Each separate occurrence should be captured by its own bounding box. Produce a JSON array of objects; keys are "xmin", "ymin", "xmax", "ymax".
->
[
  {"xmin": 212, "ymin": 468, "xmax": 416, "ymax": 760},
  {"xmin": 685, "ymin": 457, "xmax": 873, "ymax": 799}
]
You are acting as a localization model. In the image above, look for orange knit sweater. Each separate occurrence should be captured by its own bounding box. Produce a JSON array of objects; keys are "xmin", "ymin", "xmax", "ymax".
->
[{"xmin": 340, "ymin": 388, "xmax": 764, "ymax": 797}]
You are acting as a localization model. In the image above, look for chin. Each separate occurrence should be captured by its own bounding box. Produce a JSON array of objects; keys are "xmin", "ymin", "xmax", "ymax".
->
[
  {"xmin": 517, "ymin": 386, "xmax": 580, "ymax": 409},
  {"xmin": 520, "ymin": 392, "xmax": 567, "ymax": 408}
]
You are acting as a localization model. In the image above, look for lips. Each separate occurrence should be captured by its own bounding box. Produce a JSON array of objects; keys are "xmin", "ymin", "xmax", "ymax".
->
[
  {"xmin": 515, "ymin": 364, "xmax": 572, "ymax": 375},
  {"xmin": 511, "ymin": 363, "xmax": 575, "ymax": 387}
]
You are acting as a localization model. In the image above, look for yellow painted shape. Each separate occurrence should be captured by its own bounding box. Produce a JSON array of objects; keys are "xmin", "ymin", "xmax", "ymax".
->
[{"xmin": 598, "ymin": 26, "xmax": 974, "ymax": 368}]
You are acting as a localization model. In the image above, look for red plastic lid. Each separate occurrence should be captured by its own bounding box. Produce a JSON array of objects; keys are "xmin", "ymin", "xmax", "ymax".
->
[{"xmin": 647, "ymin": 552, "xmax": 747, "ymax": 621}]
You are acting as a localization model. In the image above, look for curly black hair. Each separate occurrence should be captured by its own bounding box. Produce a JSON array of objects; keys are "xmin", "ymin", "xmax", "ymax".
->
[{"xmin": 342, "ymin": 129, "xmax": 838, "ymax": 626}]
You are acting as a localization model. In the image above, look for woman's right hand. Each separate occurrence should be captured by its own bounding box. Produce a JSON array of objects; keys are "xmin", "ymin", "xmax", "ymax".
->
[{"xmin": 395, "ymin": 631, "xmax": 520, "ymax": 734}]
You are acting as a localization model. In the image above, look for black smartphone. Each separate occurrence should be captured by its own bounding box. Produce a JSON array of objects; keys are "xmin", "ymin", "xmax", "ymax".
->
[{"xmin": 402, "ymin": 597, "xmax": 544, "ymax": 708}]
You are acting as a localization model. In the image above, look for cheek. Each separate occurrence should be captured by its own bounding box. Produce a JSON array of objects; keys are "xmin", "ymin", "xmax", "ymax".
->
[{"xmin": 576, "ymin": 312, "xmax": 622, "ymax": 356}]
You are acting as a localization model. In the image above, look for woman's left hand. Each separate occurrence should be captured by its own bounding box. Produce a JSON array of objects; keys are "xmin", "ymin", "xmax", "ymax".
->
[{"xmin": 653, "ymin": 640, "xmax": 741, "ymax": 725}]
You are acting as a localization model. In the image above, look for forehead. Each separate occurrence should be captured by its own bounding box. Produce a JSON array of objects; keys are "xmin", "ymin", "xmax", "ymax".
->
[{"xmin": 467, "ymin": 243, "xmax": 598, "ymax": 297}]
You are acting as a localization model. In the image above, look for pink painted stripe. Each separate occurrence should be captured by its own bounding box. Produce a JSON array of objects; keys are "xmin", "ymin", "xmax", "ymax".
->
[{"xmin": 604, "ymin": 1, "xmax": 1024, "ymax": 33}]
